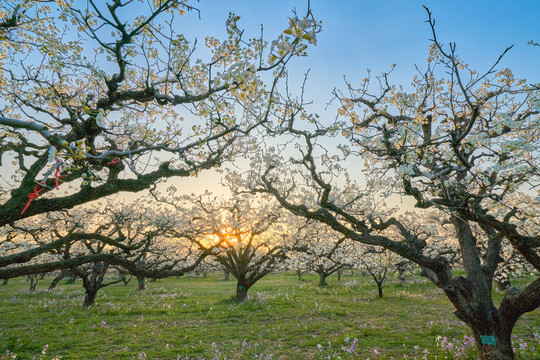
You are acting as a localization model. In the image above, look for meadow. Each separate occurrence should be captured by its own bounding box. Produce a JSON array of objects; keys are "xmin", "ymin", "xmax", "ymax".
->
[{"xmin": 1, "ymin": 272, "xmax": 538, "ymax": 359}]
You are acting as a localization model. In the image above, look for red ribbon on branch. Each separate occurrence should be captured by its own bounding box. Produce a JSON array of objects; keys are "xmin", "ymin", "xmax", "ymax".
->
[
  {"xmin": 107, "ymin": 157, "xmax": 121, "ymax": 165},
  {"xmin": 21, "ymin": 185, "xmax": 45, "ymax": 214},
  {"xmin": 54, "ymin": 167, "xmax": 68, "ymax": 190}
]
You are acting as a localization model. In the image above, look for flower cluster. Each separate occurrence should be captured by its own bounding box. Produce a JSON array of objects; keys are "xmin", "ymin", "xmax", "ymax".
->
[{"xmin": 268, "ymin": 15, "xmax": 320, "ymax": 64}]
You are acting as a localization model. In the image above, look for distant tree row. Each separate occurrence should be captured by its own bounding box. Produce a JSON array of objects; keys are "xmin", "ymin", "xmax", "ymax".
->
[{"xmin": 1, "ymin": 188, "xmax": 418, "ymax": 304}]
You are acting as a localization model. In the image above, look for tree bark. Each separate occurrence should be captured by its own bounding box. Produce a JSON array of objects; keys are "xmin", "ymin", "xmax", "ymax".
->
[
  {"xmin": 452, "ymin": 307, "xmax": 515, "ymax": 360},
  {"xmin": 377, "ymin": 281, "xmax": 383, "ymax": 298},
  {"xmin": 236, "ymin": 276, "xmax": 250, "ymax": 302},
  {"xmin": 318, "ymin": 273, "xmax": 327, "ymax": 286},
  {"xmin": 471, "ymin": 326, "xmax": 513, "ymax": 360},
  {"xmin": 445, "ymin": 217, "xmax": 517, "ymax": 359},
  {"xmin": 137, "ymin": 275, "xmax": 146, "ymax": 291},
  {"xmin": 368, "ymin": 271, "xmax": 386, "ymax": 298},
  {"xmin": 84, "ymin": 287, "xmax": 98, "ymax": 307},
  {"xmin": 49, "ymin": 270, "xmax": 69, "ymax": 290},
  {"xmin": 437, "ymin": 269, "xmax": 540, "ymax": 360},
  {"xmin": 78, "ymin": 262, "xmax": 109, "ymax": 307},
  {"xmin": 448, "ymin": 281, "xmax": 540, "ymax": 360},
  {"xmin": 28, "ymin": 274, "xmax": 41, "ymax": 292}
]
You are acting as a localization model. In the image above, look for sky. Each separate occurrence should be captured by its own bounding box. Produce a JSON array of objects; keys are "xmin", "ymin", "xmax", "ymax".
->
[
  {"xmin": 179, "ymin": 0, "xmax": 539, "ymax": 101},
  {"xmin": 170, "ymin": 0, "xmax": 540, "ymax": 195}
]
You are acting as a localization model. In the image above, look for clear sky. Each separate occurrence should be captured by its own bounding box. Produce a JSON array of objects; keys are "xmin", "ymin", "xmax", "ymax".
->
[{"xmin": 171, "ymin": 0, "xmax": 540, "ymax": 195}]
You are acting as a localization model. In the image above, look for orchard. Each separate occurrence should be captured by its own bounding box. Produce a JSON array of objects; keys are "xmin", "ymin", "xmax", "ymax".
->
[{"xmin": 0, "ymin": 1, "xmax": 538, "ymax": 359}]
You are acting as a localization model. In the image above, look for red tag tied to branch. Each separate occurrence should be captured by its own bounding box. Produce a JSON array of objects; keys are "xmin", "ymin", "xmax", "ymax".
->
[
  {"xmin": 54, "ymin": 167, "xmax": 67, "ymax": 190},
  {"xmin": 21, "ymin": 185, "xmax": 45, "ymax": 214},
  {"xmin": 107, "ymin": 157, "xmax": 121, "ymax": 165}
]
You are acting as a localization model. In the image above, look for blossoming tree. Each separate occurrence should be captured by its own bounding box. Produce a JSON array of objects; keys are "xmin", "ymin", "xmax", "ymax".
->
[
  {"xmin": 0, "ymin": 0, "xmax": 319, "ymax": 227},
  {"xmin": 290, "ymin": 219, "xmax": 355, "ymax": 286},
  {"xmin": 357, "ymin": 246, "xmax": 402, "ymax": 298},
  {"xmin": 245, "ymin": 8, "xmax": 539, "ymax": 360},
  {"xmin": 176, "ymin": 191, "xmax": 290, "ymax": 302}
]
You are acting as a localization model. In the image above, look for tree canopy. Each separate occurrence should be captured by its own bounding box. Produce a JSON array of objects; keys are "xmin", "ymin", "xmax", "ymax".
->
[{"xmin": 0, "ymin": 0, "xmax": 319, "ymax": 225}]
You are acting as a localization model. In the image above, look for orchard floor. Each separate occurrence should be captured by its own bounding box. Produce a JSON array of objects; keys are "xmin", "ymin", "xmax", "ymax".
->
[{"xmin": 0, "ymin": 273, "xmax": 538, "ymax": 359}]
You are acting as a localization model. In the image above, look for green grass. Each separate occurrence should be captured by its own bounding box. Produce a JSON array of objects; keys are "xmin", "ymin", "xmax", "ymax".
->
[{"xmin": 0, "ymin": 273, "xmax": 538, "ymax": 359}]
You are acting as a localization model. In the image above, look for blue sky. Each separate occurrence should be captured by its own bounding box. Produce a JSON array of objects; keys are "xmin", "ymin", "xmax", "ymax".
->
[{"xmin": 181, "ymin": 0, "xmax": 539, "ymax": 105}]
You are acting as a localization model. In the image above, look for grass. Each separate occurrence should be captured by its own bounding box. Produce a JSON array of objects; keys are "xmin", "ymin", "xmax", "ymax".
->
[{"xmin": 0, "ymin": 272, "xmax": 538, "ymax": 359}]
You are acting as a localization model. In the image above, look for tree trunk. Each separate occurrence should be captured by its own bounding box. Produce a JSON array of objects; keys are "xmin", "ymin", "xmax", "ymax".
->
[
  {"xmin": 236, "ymin": 276, "xmax": 250, "ymax": 302},
  {"xmin": 337, "ymin": 269, "xmax": 342, "ymax": 281},
  {"xmin": 224, "ymin": 269, "xmax": 229, "ymax": 280},
  {"xmin": 447, "ymin": 217, "xmax": 517, "ymax": 359},
  {"xmin": 377, "ymin": 281, "xmax": 383, "ymax": 298},
  {"xmin": 296, "ymin": 269, "xmax": 303, "ymax": 281},
  {"xmin": 460, "ymin": 314, "xmax": 515, "ymax": 360},
  {"xmin": 84, "ymin": 287, "xmax": 98, "ymax": 307},
  {"xmin": 28, "ymin": 274, "xmax": 39, "ymax": 292},
  {"xmin": 435, "ymin": 273, "xmax": 522, "ymax": 360},
  {"xmin": 318, "ymin": 273, "xmax": 327, "ymax": 287},
  {"xmin": 137, "ymin": 275, "xmax": 146, "ymax": 291},
  {"xmin": 80, "ymin": 263, "xmax": 108, "ymax": 307}
]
